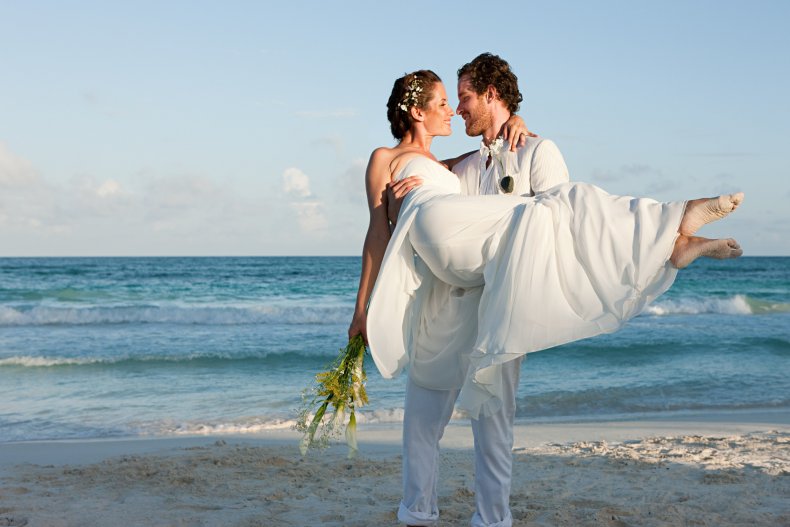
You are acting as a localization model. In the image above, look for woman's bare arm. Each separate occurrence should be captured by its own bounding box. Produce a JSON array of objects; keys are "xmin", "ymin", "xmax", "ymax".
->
[
  {"xmin": 348, "ymin": 148, "xmax": 394, "ymax": 342},
  {"xmin": 500, "ymin": 114, "xmax": 536, "ymax": 151}
]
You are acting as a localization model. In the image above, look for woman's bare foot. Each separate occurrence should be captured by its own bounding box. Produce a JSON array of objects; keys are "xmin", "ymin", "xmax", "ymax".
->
[
  {"xmin": 670, "ymin": 235, "xmax": 743, "ymax": 269},
  {"xmin": 679, "ymin": 192, "xmax": 744, "ymax": 236}
]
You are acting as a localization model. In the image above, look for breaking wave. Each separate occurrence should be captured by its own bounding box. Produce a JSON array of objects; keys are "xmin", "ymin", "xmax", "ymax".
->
[
  {"xmin": 0, "ymin": 303, "xmax": 350, "ymax": 327},
  {"xmin": 644, "ymin": 294, "xmax": 790, "ymax": 316}
]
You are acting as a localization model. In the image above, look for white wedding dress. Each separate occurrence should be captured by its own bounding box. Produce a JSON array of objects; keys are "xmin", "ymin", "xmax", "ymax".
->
[{"xmin": 366, "ymin": 156, "xmax": 685, "ymax": 418}]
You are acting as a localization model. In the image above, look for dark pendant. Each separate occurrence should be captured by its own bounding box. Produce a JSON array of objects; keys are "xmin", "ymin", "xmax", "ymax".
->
[{"xmin": 500, "ymin": 176, "xmax": 514, "ymax": 193}]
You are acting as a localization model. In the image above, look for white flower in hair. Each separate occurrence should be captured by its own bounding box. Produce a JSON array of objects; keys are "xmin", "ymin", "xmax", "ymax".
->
[{"xmin": 399, "ymin": 77, "xmax": 423, "ymax": 112}]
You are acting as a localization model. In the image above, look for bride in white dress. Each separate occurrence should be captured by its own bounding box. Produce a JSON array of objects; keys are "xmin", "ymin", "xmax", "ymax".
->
[{"xmin": 348, "ymin": 69, "xmax": 743, "ymax": 417}]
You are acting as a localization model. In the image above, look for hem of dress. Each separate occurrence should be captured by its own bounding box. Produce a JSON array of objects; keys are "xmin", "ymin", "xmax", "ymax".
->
[
  {"xmin": 460, "ymin": 200, "xmax": 686, "ymax": 419},
  {"xmin": 660, "ymin": 199, "xmax": 687, "ymax": 270}
]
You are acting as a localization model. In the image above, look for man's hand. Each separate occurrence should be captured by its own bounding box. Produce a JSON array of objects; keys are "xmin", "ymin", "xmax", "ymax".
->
[
  {"xmin": 500, "ymin": 114, "xmax": 537, "ymax": 151},
  {"xmin": 386, "ymin": 175, "xmax": 422, "ymax": 225}
]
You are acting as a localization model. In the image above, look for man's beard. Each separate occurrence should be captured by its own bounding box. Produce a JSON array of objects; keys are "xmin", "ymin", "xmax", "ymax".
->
[{"xmin": 465, "ymin": 105, "xmax": 493, "ymax": 137}]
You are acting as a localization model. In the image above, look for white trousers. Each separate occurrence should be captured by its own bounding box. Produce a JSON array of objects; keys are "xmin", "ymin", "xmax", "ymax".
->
[{"xmin": 398, "ymin": 357, "xmax": 522, "ymax": 527}]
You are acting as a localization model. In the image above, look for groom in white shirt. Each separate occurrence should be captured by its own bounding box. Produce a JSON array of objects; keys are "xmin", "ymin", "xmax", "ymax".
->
[{"xmin": 391, "ymin": 53, "xmax": 570, "ymax": 527}]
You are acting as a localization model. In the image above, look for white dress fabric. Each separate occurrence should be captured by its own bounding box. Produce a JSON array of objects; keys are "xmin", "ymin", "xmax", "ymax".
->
[
  {"xmin": 399, "ymin": 137, "xmax": 569, "ymax": 393},
  {"xmin": 366, "ymin": 156, "xmax": 685, "ymax": 418}
]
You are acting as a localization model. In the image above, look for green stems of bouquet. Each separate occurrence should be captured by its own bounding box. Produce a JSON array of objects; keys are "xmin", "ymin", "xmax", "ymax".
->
[{"xmin": 295, "ymin": 334, "xmax": 368, "ymax": 458}]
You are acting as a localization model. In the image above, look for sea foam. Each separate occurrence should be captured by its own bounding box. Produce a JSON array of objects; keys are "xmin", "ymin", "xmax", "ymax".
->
[
  {"xmin": 644, "ymin": 294, "xmax": 789, "ymax": 316},
  {"xmin": 0, "ymin": 303, "xmax": 350, "ymax": 326}
]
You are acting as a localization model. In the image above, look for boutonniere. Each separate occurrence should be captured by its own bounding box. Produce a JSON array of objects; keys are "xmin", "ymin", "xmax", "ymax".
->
[
  {"xmin": 488, "ymin": 137, "xmax": 514, "ymax": 193},
  {"xmin": 488, "ymin": 137, "xmax": 504, "ymax": 156}
]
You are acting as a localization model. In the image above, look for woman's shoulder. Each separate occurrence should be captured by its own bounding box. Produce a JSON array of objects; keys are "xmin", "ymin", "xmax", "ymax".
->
[
  {"xmin": 363, "ymin": 147, "xmax": 398, "ymax": 183},
  {"xmin": 369, "ymin": 145, "xmax": 396, "ymax": 158},
  {"xmin": 368, "ymin": 146, "xmax": 402, "ymax": 166},
  {"xmin": 367, "ymin": 147, "xmax": 444, "ymax": 181},
  {"xmin": 368, "ymin": 146, "xmax": 429, "ymax": 163}
]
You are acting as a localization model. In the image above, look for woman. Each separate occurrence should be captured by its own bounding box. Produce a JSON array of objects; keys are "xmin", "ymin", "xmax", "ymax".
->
[{"xmin": 349, "ymin": 69, "xmax": 743, "ymax": 418}]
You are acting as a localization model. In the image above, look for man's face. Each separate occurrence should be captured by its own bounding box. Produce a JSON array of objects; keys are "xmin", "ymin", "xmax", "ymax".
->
[{"xmin": 456, "ymin": 74, "xmax": 492, "ymax": 137}]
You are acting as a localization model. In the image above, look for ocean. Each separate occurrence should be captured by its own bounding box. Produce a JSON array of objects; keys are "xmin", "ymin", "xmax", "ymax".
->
[{"xmin": 0, "ymin": 256, "xmax": 788, "ymax": 443}]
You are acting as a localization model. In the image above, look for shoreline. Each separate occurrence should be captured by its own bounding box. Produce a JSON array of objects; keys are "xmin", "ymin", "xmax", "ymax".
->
[
  {"xmin": 2, "ymin": 411, "xmax": 788, "ymax": 526},
  {"xmin": 2, "ymin": 408, "xmax": 789, "ymax": 468}
]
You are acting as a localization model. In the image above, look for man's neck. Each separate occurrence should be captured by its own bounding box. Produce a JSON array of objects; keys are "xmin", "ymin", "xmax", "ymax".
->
[{"xmin": 481, "ymin": 109, "xmax": 512, "ymax": 146}]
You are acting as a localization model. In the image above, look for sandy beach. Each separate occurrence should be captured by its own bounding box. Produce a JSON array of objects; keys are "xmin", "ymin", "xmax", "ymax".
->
[{"xmin": 1, "ymin": 411, "xmax": 788, "ymax": 527}]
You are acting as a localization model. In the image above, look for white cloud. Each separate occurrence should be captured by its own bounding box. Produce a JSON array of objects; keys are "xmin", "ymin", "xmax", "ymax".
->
[
  {"xmin": 0, "ymin": 144, "xmax": 60, "ymax": 234},
  {"xmin": 0, "ymin": 154, "xmax": 277, "ymax": 254},
  {"xmin": 50, "ymin": 174, "xmax": 134, "ymax": 221},
  {"xmin": 96, "ymin": 179, "xmax": 123, "ymax": 198},
  {"xmin": 338, "ymin": 158, "xmax": 367, "ymax": 201},
  {"xmin": 290, "ymin": 201, "xmax": 328, "ymax": 232},
  {"xmin": 281, "ymin": 167, "xmax": 328, "ymax": 233},
  {"xmin": 144, "ymin": 174, "xmax": 220, "ymax": 213},
  {"xmin": 0, "ymin": 148, "xmax": 355, "ymax": 255},
  {"xmin": 0, "ymin": 142, "xmax": 38, "ymax": 187},
  {"xmin": 282, "ymin": 167, "xmax": 313, "ymax": 198}
]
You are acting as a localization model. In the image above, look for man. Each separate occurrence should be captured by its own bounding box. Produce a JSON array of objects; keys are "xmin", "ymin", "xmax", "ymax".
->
[{"xmin": 389, "ymin": 53, "xmax": 569, "ymax": 527}]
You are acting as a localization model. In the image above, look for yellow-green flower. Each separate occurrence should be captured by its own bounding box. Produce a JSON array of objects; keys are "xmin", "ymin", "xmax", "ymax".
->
[{"xmin": 294, "ymin": 334, "xmax": 368, "ymax": 458}]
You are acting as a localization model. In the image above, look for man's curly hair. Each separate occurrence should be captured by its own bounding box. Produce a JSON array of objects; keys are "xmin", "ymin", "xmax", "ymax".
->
[{"xmin": 457, "ymin": 53, "xmax": 522, "ymax": 114}]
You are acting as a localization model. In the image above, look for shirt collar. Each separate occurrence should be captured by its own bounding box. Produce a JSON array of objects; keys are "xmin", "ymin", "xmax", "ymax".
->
[{"xmin": 479, "ymin": 137, "xmax": 510, "ymax": 159}]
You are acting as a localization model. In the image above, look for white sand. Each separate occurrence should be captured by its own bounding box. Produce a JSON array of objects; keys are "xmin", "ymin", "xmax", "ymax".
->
[{"xmin": 1, "ymin": 411, "xmax": 789, "ymax": 526}]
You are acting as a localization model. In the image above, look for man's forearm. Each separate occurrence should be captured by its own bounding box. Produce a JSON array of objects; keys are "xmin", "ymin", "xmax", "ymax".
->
[{"xmin": 441, "ymin": 150, "xmax": 475, "ymax": 172}]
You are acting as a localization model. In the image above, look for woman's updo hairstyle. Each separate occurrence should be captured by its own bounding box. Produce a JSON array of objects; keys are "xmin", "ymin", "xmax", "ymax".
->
[{"xmin": 386, "ymin": 69, "xmax": 442, "ymax": 140}]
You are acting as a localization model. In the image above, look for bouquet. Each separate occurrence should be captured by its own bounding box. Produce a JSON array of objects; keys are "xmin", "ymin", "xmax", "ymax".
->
[{"xmin": 294, "ymin": 334, "xmax": 368, "ymax": 458}]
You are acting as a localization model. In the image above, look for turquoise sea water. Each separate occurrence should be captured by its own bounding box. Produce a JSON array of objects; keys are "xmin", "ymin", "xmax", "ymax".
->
[{"xmin": 0, "ymin": 256, "xmax": 788, "ymax": 442}]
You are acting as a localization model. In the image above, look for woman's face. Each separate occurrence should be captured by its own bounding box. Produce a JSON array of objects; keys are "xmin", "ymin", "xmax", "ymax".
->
[{"xmin": 421, "ymin": 82, "xmax": 455, "ymax": 136}]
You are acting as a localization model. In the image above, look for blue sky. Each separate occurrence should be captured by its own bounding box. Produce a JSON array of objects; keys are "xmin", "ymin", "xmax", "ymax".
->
[{"xmin": 1, "ymin": 1, "xmax": 788, "ymax": 256}]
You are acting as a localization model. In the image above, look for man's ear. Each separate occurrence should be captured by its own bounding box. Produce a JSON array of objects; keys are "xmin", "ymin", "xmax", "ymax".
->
[{"xmin": 485, "ymin": 85, "xmax": 498, "ymax": 103}]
